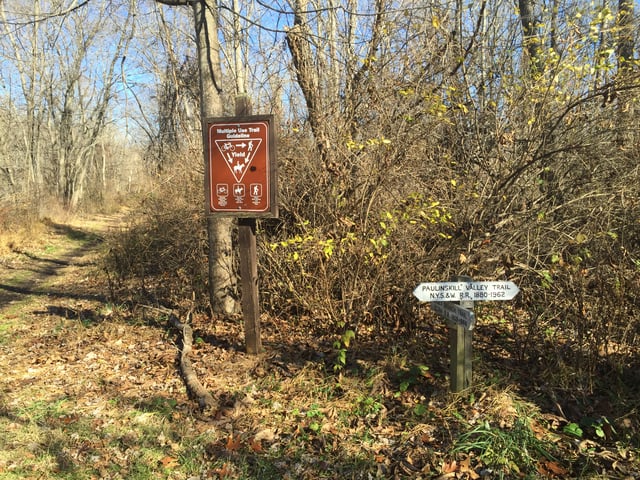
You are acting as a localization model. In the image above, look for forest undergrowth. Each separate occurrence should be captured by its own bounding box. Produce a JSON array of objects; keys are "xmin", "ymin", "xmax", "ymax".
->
[
  {"xmin": 0, "ymin": 206, "xmax": 636, "ymax": 479},
  {"xmin": 97, "ymin": 148, "xmax": 640, "ymax": 478}
]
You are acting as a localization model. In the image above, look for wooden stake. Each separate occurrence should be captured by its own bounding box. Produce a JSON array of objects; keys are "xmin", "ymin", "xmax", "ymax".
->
[
  {"xmin": 238, "ymin": 217, "xmax": 261, "ymax": 354},
  {"xmin": 235, "ymin": 95, "xmax": 262, "ymax": 354},
  {"xmin": 449, "ymin": 275, "xmax": 474, "ymax": 392}
]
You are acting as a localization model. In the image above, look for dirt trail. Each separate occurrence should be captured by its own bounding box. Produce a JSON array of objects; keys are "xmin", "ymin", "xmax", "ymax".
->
[
  {"xmin": 0, "ymin": 210, "xmax": 131, "ymax": 362},
  {"xmin": 0, "ymin": 209, "xmax": 140, "ymax": 340},
  {"xmin": 3, "ymin": 209, "xmax": 134, "ymax": 304},
  {"xmin": 1, "ymin": 221, "xmax": 105, "ymax": 308},
  {"xmin": 0, "ymin": 211, "xmax": 194, "ymax": 476}
]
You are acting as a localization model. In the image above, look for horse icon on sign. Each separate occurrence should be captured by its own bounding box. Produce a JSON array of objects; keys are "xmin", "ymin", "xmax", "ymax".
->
[{"xmin": 233, "ymin": 183, "xmax": 245, "ymax": 198}]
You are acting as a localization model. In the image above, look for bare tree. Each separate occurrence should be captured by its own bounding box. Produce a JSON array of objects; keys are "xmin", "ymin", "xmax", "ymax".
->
[
  {"xmin": 0, "ymin": 0, "xmax": 138, "ymax": 208},
  {"xmin": 156, "ymin": 0, "xmax": 237, "ymax": 315},
  {"xmin": 0, "ymin": 1, "xmax": 48, "ymax": 196},
  {"xmin": 285, "ymin": 0, "xmax": 386, "ymax": 172},
  {"xmin": 615, "ymin": 0, "xmax": 637, "ymax": 144}
]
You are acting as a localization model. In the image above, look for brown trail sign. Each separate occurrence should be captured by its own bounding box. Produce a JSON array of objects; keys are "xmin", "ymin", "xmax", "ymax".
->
[
  {"xmin": 206, "ymin": 110, "xmax": 278, "ymax": 355},
  {"xmin": 207, "ymin": 116, "xmax": 277, "ymax": 217}
]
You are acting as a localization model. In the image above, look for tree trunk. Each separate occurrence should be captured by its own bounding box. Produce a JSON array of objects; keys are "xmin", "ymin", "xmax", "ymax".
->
[
  {"xmin": 616, "ymin": 0, "xmax": 636, "ymax": 145},
  {"xmin": 285, "ymin": 21, "xmax": 328, "ymax": 165},
  {"xmin": 192, "ymin": 0, "xmax": 238, "ymax": 315},
  {"xmin": 517, "ymin": 0, "xmax": 540, "ymax": 73}
]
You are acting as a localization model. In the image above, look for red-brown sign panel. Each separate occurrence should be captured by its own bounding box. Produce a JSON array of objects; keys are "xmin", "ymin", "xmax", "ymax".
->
[{"xmin": 206, "ymin": 116, "xmax": 277, "ymax": 217}]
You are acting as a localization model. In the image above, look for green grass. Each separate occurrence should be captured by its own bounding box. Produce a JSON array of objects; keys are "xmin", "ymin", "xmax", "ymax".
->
[
  {"xmin": 0, "ymin": 321, "xmax": 12, "ymax": 344},
  {"xmin": 43, "ymin": 244, "xmax": 59, "ymax": 254},
  {"xmin": 453, "ymin": 409, "xmax": 561, "ymax": 479},
  {"xmin": 0, "ymin": 395, "xmax": 197, "ymax": 479},
  {"xmin": 3, "ymin": 269, "xmax": 32, "ymax": 287}
]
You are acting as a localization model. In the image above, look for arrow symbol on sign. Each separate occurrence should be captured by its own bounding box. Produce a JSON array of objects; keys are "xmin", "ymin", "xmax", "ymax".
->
[
  {"xmin": 431, "ymin": 302, "xmax": 476, "ymax": 330},
  {"xmin": 214, "ymin": 138, "xmax": 263, "ymax": 182},
  {"xmin": 413, "ymin": 281, "xmax": 520, "ymax": 302}
]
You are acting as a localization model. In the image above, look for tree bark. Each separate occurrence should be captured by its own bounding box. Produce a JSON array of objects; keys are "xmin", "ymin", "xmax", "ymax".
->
[
  {"xmin": 155, "ymin": 0, "xmax": 237, "ymax": 315},
  {"xmin": 616, "ymin": 0, "xmax": 635, "ymax": 66},
  {"xmin": 517, "ymin": 0, "xmax": 540, "ymax": 73},
  {"xmin": 191, "ymin": 0, "xmax": 238, "ymax": 315},
  {"xmin": 615, "ymin": 0, "xmax": 636, "ymax": 145},
  {"xmin": 285, "ymin": 21, "xmax": 328, "ymax": 164}
]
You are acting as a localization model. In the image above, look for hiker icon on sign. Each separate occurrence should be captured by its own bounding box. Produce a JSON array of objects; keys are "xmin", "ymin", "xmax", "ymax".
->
[{"xmin": 250, "ymin": 183, "xmax": 262, "ymax": 205}]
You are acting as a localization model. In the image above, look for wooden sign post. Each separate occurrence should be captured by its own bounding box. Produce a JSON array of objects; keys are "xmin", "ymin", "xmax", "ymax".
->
[
  {"xmin": 205, "ymin": 97, "xmax": 277, "ymax": 354},
  {"xmin": 413, "ymin": 276, "xmax": 519, "ymax": 393},
  {"xmin": 449, "ymin": 275, "xmax": 473, "ymax": 393},
  {"xmin": 238, "ymin": 216, "xmax": 260, "ymax": 354}
]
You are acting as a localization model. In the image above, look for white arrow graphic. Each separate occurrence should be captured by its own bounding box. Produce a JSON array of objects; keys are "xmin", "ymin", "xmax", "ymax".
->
[
  {"xmin": 214, "ymin": 138, "xmax": 262, "ymax": 182},
  {"xmin": 413, "ymin": 281, "xmax": 520, "ymax": 302}
]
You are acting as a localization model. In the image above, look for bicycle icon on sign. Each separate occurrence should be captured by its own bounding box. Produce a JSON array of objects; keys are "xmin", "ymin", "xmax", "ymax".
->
[{"xmin": 221, "ymin": 142, "xmax": 235, "ymax": 152}]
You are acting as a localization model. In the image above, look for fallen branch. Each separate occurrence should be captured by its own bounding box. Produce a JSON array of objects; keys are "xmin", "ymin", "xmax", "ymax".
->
[{"xmin": 169, "ymin": 313, "xmax": 218, "ymax": 411}]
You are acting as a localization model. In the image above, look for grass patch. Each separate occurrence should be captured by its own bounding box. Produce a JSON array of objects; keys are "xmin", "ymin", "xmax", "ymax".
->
[
  {"xmin": 0, "ymin": 396, "xmax": 197, "ymax": 479},
  {"xmin": 2, "ymin": 270, "xmax": 33, "ymax": 287},
  {"xmin": 450, "ymin": 390, "xmax": 565, "ymax": 479},
  {"xmin": 0, "ymin": 321, "xmax": 13, "ymax": 344},
  {"xmin": 14, "ymin": 397, "xmax": 72, "ymax": 424},
  {"xmin": 43, "ymin": 244, "xmax": 59, "ymax": 254},
  {"xmin": 454, "ymin": 417, "xmax": 559, "ymax": 478}
]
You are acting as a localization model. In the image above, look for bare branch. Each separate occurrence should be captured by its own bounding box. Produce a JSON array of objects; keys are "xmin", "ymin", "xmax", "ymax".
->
[
  {"xmin": 0, "ymin": 0, "xmax": 91, "ymax": 26},
  {"xmin": 155, "ymin": 0, "xmax": 194, "ymax": 6}
]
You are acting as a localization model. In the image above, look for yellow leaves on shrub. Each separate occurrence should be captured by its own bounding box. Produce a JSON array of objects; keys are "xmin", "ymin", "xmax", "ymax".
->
[
  {"xmin": 345, "ymin": 135, "xmax": 391, "ymax": 151},
  {"xmin": 269, "ymin": 194, "xmax": 454, "ymax": 266}
]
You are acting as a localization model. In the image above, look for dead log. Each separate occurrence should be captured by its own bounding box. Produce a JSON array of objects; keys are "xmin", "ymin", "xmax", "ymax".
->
[{"xmin": 169, "ymin": 313, "xmax": 218, "ymax": 411}]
